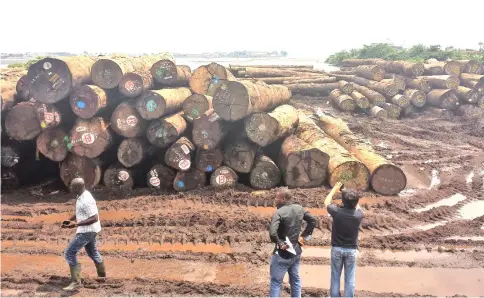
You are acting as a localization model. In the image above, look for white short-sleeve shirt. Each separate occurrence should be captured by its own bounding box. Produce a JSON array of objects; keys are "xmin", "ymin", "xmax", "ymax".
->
[{"xmin": 76, "ymin": 190, "xmax": 101, "ymax": 234}]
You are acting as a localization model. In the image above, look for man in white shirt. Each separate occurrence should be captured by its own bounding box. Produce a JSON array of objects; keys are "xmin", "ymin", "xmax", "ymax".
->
[{"xmin": 61, "ymin": 178, "xmax": 105, "ymax": 291}]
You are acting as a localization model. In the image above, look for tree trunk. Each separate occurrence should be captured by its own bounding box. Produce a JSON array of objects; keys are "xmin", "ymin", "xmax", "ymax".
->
[
  {"xmin": 91, "ymin": 54, "xmax": 173, "ymax": 89},
  {"xmin": 286, "ymin": 82, "xmax": 338, "ymax": 96},
  {"xmin": 314, "ymin": 114, "xmax": 406, "ymax": 195},
  {"xmin": 244, "ymin": 104, "xmax": 299, "ymax": 147},
  {"xmin": 118, "ymin": 71, "xmax": 154, "ymax": 98},
  {"xmin": 146, "ymin": 112, "xmax": 187, "ymax": 148},
  {"xmin": 182, "ymin": 94, "xmax": 213, "ymax": 122},
  {"xmin": 354, "ymin": 65, "xmax": 385, "ymax": 81},
  {"xmin": 460, "ymin": 73, "xmax": 484, "ymax": 85},
  {"xmin": 455, "ymin": 86, "xmax": 479, "ymax": 104},
  {"xmin": 418, "ymin": 75, "xmax": 460, "ymax": 90},
  {"xmin": 210, "ymin": 166, "xmax": 238, "ymax": 188},
  {"xmin": 68, "ymin": 117, "xmax": 113, "ymax": 158},
  {"xmin": 146, "ymin": 164, "xmax": 176, "ymax": 189},
  {"xmin": 151, "ymin": 60, "xmax": 191, "ymax": 86},
  {"xmin": 195, "ymin": 147, "xmax": 224, "ymax": 173},
  {"xmin": 403, "ymin": 89, "xmax": 427, "ymax": 107},
  {"xmin": 426, "ymin": 89, "xmax": 459, "ymax": 110},
  {"xmin": 60, "ymin": 154, "xmax": 102, "ymax": 189},
  {"xmin": 213, "ymin": 81, "xmax": 291, "ymax": 122},
  {"xmin": 278, "ymin": 135, "xmax": 329, "ymax": 188},
  {"xmin": 36, "ymin": 127, "xmax": 69, "ymax": 162},
  {"xmin": 229, "ymin": 64, "xmax": 314, "ymax": 71},
  {"xmin": 295, "ymin": 116, "xmax": 370, "ymax": 190},
  {"xmin": 189, "ymin": 63, "xmax": 236, "ymax": 96},
  {"xmin": 338, "ymin": 80, "xmax": 354, "ymax": 94},
  {"xmin": 249, "ymin": 155, "xmax": 281, "ymax": 190},
  {"xmin": 383, "ymin": 74, "xmax": 406, "ymax": 91},
  {"xmin": 329, "ymin": 89, "xmax": 356, "ymax": 111},
  {"xmin": 164, "ymin": 137, "xmax": 195, "ymax": 171},
  {"xmin": 117, "ymin": 138, "xmax": 157, "ymax": 168},
  {"xmin": 16, "ymin": 75, "xmax": 31, "ymax": 101},
  {"xmin": 369, "ymin": 106, "xmax": 388, "ymax": 119},
  {"xmin": 342, "ymin": 59, "xmax": 424, "ymax": 76},
  {"xmin": 103, "ymin": 163, "xmax": 135, "ymax": 189},
  {"xmin": 381, "ymin": 103, "xmax": 402, "ymax": 119},
  {"xmin": 342, "ymin": 58, "xmax": 384, "ymax": 67},
  {"xmin": 5, "ymin": 101, "xmax": 61, "ymax": 140},
  {"xmin": 350, "ymin": 83, "xmax": 386, "ymax": 106},
  {"xmin": 111, "ymin": 101, "xmax": 148, "ymax": 138},
  {"xmin": 1, "ymin": 146, "xmax": 21, "ymax": 167},
  {"xmin": 405, "ymin": 77, "xmax": 431, "ymax": 92},
  {"xmin": 136, "ymin": 87, "xmax": 192, "ymax": 120},
  {"xmin": 365, "ymin": 79, "xmax": 398, "ymax": 97},
  {"xmin": 223, "ymin": 138, "xmax": 257, "ymax": 173},
  {"xmin": 456, "ymin": 60, "xmax": 483, "ymax": 75},
  {"xmin": 173, "ymin": 168, "xmax": 207, "ymax": 191},
  {"xmin": 423, "ymin": 61, "xmax": 463, "ymax": 76},
  {"xmin": 389, "ymin": 94, "xmax": 411, "ymax": 108},
  {"xmin": 455, "ymin": 104, "xmax": 483, "ymax": 119},
  {"xmin": 349, "ymin": 91, "xmax": 370, "ymax": 109},
  {"xmin": 192, "ymin": 109, "xmax": 232, "ymax": 150},
  {"xmin": 70, "ymin": 84, "xmax": 113, "ymax": 119},
  {"xmin": 461, "ymin": 78, "xmax": 484, "ymax": 92},
  {"xmin": 27, "ymin": 56, "xmax": 96, "ymax": 103}
]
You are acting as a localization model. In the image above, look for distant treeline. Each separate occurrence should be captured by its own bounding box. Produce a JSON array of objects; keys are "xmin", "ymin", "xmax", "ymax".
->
[{"xmin": 326, "ymin": 43, "xmax": 484, "ymax": 66}]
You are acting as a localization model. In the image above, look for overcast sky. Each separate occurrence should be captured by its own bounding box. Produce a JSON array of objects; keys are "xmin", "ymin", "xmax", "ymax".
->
[{"xmin": 2, "ymin": 0, "xmax": 483, "ymax": 58}]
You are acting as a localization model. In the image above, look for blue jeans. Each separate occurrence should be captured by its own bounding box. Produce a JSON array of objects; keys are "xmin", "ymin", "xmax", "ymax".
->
[
  {"xmin": 65, "ymin": 232, "xmax": 103, "ymax": 266},
  {"xmin": 269, "ymin": 253, "xmax": 301, "ymax": 298},
  {"xmin": 330, "ymin": 247, "xmax": 358, "ymax": 297}
]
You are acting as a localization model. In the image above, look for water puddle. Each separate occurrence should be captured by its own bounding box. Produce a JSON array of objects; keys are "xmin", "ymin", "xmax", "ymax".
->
[
  {"xmin": 459, "ymin": 201, "xmax": 484, "ymax": 220},
  {"xmin": 429, "ymin": 169, "xmax": 440, "ymax": 190},
  {"xmin": 414, "ymin": 193, "xmax": 466, "ymax": 213},
  {"xmin": 466, "ymin": 171, "xmax": 474, "ymax": 184},
  {"xmin": 415, "ymin": 221, "xmax": 448, "ymax": 231}
]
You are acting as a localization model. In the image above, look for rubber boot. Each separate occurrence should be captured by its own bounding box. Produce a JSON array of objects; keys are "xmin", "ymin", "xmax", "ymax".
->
[
  {"xmin": 95, "ymin": 261, "xmax": 106, "ymax": 281},
  {"xmin": 63, "ymin": 263, "xmax": 82, "ymax": 291}
]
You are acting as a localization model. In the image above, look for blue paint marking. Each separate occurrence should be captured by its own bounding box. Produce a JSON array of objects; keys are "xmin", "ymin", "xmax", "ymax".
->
[
  {"xmin": 205, "ymin": 165, "xmax": 213, "ymax": 172},
  {"xmin": 177, "ymin": 181, "xmax": 185, "ymax": 188},
  {"xmin": 212, "ymin": 77, "xmax": 220, "ymax": 84},
  {"xmin": 77, "ymin": 101, "xmax": 86, "ymax": 109},
  {"xmin": 146, "ymin": 99, "xmax": 157, "ymax": 112}
]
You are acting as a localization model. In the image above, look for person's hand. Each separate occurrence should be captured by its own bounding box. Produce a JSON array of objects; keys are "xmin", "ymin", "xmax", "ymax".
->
[
  {"xmin": 298, "ymin": 236, "xmax": 305, "ymax": 246},
  {"xmin": 61, "ymin": 220, "xmax": 76, "ymax": 229},
  {"xmin": 278, "ymin": 242, "xmax": 289, "ymax": 250},
  {"xmin": 335, "ymin": 181, "xmax": 344, "ymax": 190}
]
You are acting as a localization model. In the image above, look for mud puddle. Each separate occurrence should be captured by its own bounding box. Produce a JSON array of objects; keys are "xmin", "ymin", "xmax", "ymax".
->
[
  {"xmin": 459, "ymin": 201, "xmax": 484, "ymax": 220},
  {"xmin": 414, "ymin": 193, "xmax": 466, "ymax": 213}
]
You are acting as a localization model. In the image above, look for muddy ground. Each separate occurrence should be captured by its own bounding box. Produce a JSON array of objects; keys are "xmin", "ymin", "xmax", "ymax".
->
[{"xmin": 2, "ymin": 97, "xmax": 484, "ymax": 297}]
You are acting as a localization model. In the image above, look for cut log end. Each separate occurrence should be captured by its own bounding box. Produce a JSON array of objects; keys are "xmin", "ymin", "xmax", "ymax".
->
[
  {"xmin": 210, "ymin": 166, "xmax": 238, "ymax": 188},
  {"xmin": 70, "ymin": 85, "xmax": 108, "ymax": 119},
  {"xmin": 103, "ymin": 165, "xmax": 134, "ymax": 189},
  {"xmin": 190, "ymin": 63, "xmax": 234, "ymax": 96},
  {"xmin": 250, "ymin": 156, "xmax": 281, "ymax": 190},
  {"xmin": 136, "ymin": 91, "xmax": 167, "ymax": 120},
  {"xmin": 371, "ymin": 164, "xmax": 407, "ymax": 195},
  {"xmin": 182, "ymin": 94, "xmax": 212, "ymax": 121},
  {"xmin": 60, "ymin": 154, "xmax": 102, "ymax": 189},
  {"xmin": 91, "ymin": 59, "xmax": 124, "ymax": 89},
  {"xmin": 117, "ymin": 138, "xmax": 152, "ymax": 168},
  {"xmin": 16, "ymin": 75, "xmax": 31, "ymax": 100},
  {"xmin": 165, "ymin": 137, "xmax": 195, "ymax": 171},
  {"xmin": 195, "ymin": 147, "xmax": 224, "ymax": 173},
  {"xmin": 223, "ymin": 139, "xmax": 257, "ymax": 173},
  {"xmin": 36, "ymin": 127, "xmax": 69, "ymax": 162},
  {"xmin": 213, "ymin": 81, "xmax": 250, "ymax": 121},
  {"xmin": 151, "ymin": 60, "xmax": 178, "ymax": 85},
  {"xmin": 119, "ymin": 72, "xmax": 145, "ymax": 98},
  {"xmin": 27, "ymin": 58, "xmax": 72, "ymax": 103},
  {"xmin": 147, "ymin": 164, "xmax": 176, "ymax": 189},
  {"xmin": 245, "ymin": 113, "xmax": 280, "ymax": 147},
  {"xmin": 146, "ymin": 113, "xmax": 187, "ymax": 148},
  {"xmin": 173, "ymin": 168, "xmax": 207, "ymax": 191},
  {"xmin": 68, "ymin": 118, "xmax": 112, "ymax": 159},
  {"xmin": 111, "ymin": 102, "xmax": 148, "ymax": 138},
  {"xmin": 330, "ymin": 161, "xmax": 370, "ymax": 191}
]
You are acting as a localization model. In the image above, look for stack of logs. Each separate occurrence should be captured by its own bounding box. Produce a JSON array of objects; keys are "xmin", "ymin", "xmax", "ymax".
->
[{"xmin": 0, "ymin": 56, "xmax": 406, "ymax": 196}]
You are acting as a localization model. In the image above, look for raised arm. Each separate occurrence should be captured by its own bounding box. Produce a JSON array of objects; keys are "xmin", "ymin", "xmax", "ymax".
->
[{"xmin": 324, "ymin": 182, "xmax": 343, "ymax": 207}]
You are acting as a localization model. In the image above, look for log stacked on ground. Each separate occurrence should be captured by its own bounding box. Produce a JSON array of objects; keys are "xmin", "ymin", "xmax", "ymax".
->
[
  {"xmin": 249, "ymin": 155, "xmax": 281, "ymax": 190},
  {"xmin": 190, "ymin": 63, "xmax": 235, "ymax": 96},
  {"xmin": 192, "ymin": 109, "xmax": 232, "ymax": 150},
  {"xmin": 223, "ymin": 138, "xmax": 257, "ymax": 173},
  {"xmin": 111, "ymin": 101, "xmax": 148, "ymax": 138},
  {"xmin": 182, "ymin": 94, "xmax": 213, "ymax": 122},
  {"xmin": 103, "ymin": 163, "xmax": 135, "ymax": 189},
  {"xmin": 146, "ymin": 112, "xmax": 186, "ymax": 148},
  {"xmin": 117, "ymin": 138, "xmax": 156, "ymax": 168},
  {"xmin": 68, "ymin": 117, "xmax": 113, "ymax": 158},
  {"xmin": 70, "ymin": 85, "xmax": 113, "ymax": 119},
  {"xmin": 136, "ymin": 87, "xmax": 191, "ymax": 120},
  {"xmin": 210, "ymin": 166, "xmax": 238, "ymax": 188},
  {"xmin": 118, "ymin": 71, "xmax": 154, "ymax": 98},
  {"xmin": 329, "ymin": 89, "xmax": 356, "ymax": 111},
  {"xmin": 173, "ymin": 168, "xmax": 207, "ymax": 191},
  {"xmin": 165, "ymin": 137, "xmax": 195, "ymax": 171},
  {"xmin": 151, "ymin": 60, "xmax": 191, "ymax": 86},
  {"xmin": 195, "ymin": 147, "xmax": 224, "ymax": 173},
  {"xmin": 147, "ymin": 164, "xmax": 176, "ymax": 189},
  {"xmin": 60, "ymin": 154, "xmax": 102, "ymax": 188}
]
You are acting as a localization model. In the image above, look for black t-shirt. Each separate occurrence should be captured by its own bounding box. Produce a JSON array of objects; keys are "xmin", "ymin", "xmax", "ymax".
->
[{"xmin": 327, "ymin": 204, "xmax": 364, "ymax": 248}]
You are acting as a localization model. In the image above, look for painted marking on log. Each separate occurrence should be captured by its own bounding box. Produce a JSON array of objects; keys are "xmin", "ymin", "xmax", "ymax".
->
[
  {"xmin": 81, "ymin": 133, "xmax": 96, "ymax": 145},
  {"xmin": 76, "ymin": 101, "xmax": 86, "ymax": 109},
  {"xmin": 179, "ymin": 159, "xmax": 191, "ymax": 170},
  {"xmin": 216, "ymin": 175, "xmax": 227, "ymax": 185},
  {"xmin": 203, "ymin": 145, "xmax": 209, "ymax": 150},
  {"xmin": 149, "ymin": 177, "xmax": 160, "ymax": 187},
  {"xmin": 50, "ymin": 140, "xmax": 59, "ymax": 148},
  {"xmin": 44, "ymin": 112, "xmax": 54, "ymax": 123},
  {"xmin": 205, "ymin": 165, "xmax": 213, "ymax": 172},
  {"xmin": 124, "ymin": 81, "xmax": 135, "ymax": 92},
  {"xmin": 181, "ymin": 145, "xmax": 190, "ymax": 155},
  {"xmin": 146, "ymin": 100, "xmax": 157, "ymax": 112},
  {"xmin": 118, "ymin": 170, "xmax": 129, "ymax": 181},
  {"xmin": 76, "ymin": 126, "xmax": 87, "ymax": 132},
  {"xmin": 177, "ymin": 181, "xmax": 185, "ymax": 188},
  {"xmin": 43, "ymin": 62, "xmax": 52, "ymax": 70},
  {"xmin": 126, "ymin": 116, "xmax": 138, "ymax": 126}
]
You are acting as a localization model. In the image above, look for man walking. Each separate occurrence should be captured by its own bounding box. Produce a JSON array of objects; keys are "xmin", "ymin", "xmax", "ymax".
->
[
  {"xmin": 324, "ymin": 182, "xmax": 364, "ymax": 297},
  {"xmin": 269, "ymin": 188, "xmax": 317, "ymax": 297},
  {"xmin": 61, "ymin": 178, "xmax": 105, "ymax": 291}
]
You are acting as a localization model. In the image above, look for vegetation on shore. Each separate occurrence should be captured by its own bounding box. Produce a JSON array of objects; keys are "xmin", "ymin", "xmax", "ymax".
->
[
  {"xmin": 326, "ymin": 43, "xmax": 484, "ymax": 66},
  {"xmin": 7, "ymin": 56, "xmax": 45, "ymax": 69}
]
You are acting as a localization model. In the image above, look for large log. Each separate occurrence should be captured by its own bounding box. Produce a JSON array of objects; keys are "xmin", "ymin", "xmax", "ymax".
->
[
  {"xmin": 70, "ymin": 84, "xmax": 113, "ymax": 119},
  {"xmin": 295, "ymin": 116, "xmax": 370, "ymax": 190},
  {"xmin": 136, "ymin": 87, "xmax": 191, "ymax": 120},
  {"xmin": 456, "ymin": 60, "xmax": 483, "ymax": 75},
  {"xmin": 223, "ymin": 138, "xmax": 257, "ymax": 173},
  {"xmin": 350, "ymin": 83, "xmax": 386, "ymax": 106},
  {"xmin": 103, "ymin": 164, "xmax": 135, "ymax": 189},
  {"xmin": 173, "ymin": 168, "xmax": 207, "ymax": 191},
  {"xmin": 368, "ymin": 106, "xmax": 388, "ymax": 119},
  {"xmin": 210, "ymin": 166, "xmax": 238, "ymax": 188},
  {"xmin": 36, "ymin": 127, "xmax": 69, "ymax": 162},
  {"xmin": 244, "ymin": 76, "xmax": 335, "ymax": 85},
  {"xmin": 314, "ymin": 113, "xmax": 406, "ymax": 195},
  {"xmin": 5, "ymin": 101, "xmax": 61, "ymax": 140},
  {"xmin": 117, "ymin": 138, "xmax": 157, "ymax": 168},
  {"xmin": 403, "ymin": 89, "xmax": 427, "ymax": 107},
  {"xmin": 190, "ymin": 63, "xmax": 236, "ymax": 96},
  {"xmin": 426, "ymin": 89, "xmax": 459, "ymax": 110},
  {"xmin": 68, "ymin": 117, "xmax": 113, "ymax": 158},
  {"xmin": 455, "ymin": 86, "xmax": 480, "ymax": 104},
  {"xmin": 213, "ymin": 81, "xmax": 291, "ymax": 122},
  {"xmin": 146, "ymin": 112, "xmax": 186, "ymax": 148},
  {"xmin": 60, "ymin": 154, "xmax": 102, "ymax": 189},
  {"xmin": 405, "ymin": 77, "xmax": 431, "ymax": 93},
  {"xmin": 249, "ymin": 155, "xmax": 281, "ymax": 190},
  {"xmin": 118, "ymin": 71, "xmax": 154, "ymax": 98},
  {"xmin": 380, "ymin": 103, "xmax": 402, "ymax": 119},
  {"xmin": 455, "ymin": 104, "xmax": 483, "ymax": 119},
  {"xmin": 182, "ymin": 94, "xmax": 213, "ymax": 122},
  {"xmin": 338, "ymin": 80, "xmax": 354, "ymax": 94},
  {"xmin": 342, "ymin": 58, "xmax": 384, "ymax": 67},
  {"xmin": 165, "ymin": 137, "xmax": 195, "ymax": 171},
  {"xmin": 278, "ymin": 135, "xmax": 329, "ymax": 188},
  {"xmin": 364, "ymin": 79, "xmax": 398, "ymax": 97},
  {"xmin": 460, "ymin": 73, "xmax": 484, "ymax": 86},
  {"xmin": 195, "ymin": 147, "xmax": 223, "ymax": 173},
  {"xmin": 235, "ymin": 67, "xmax": 320, "ymax": 78},
  {"xmin": 349, "ymin": 91, "xmax": 370, "ymax": 109},
  {"xmin": 418, "ymin": 75, "xmax": 460, "ymax": 90},
  {"xmin": 16, "ymin": 75, "xmax": 31, "ymax": 101},
  {"xmin": 146, "ymin": 164, "xmax": 176, "ymax": 189},
  {"xmin": 383, "ymin": 74, "xmax": 406, "ymax": 91},
  {"xmin": 286, "ymin": 83, "xmax": 338, "ymax": 96},
  {"xmin": 389, "ymin": 94, "xmax": 411, "ymax": 108},
  {"xmin": 343, "ymin": 59, "xmax": 424, "ymax": 77},
  {"xmin": 244, "ymin": 104, "xmax": 299, "ymax": 147},
  {"xmin": 354, "ymin": 65, "xmax": 385, "ymax": 81},
  {"xmin": 192, "ymin": 109, "xmax": 232, "ymax": 150},
  {"xmin": 91, "ymin": 54, "xmax": 173, "ymax": 89},
  {"xmin": 423, "ymin": 61, "xmax": 463, "ymax": 76},
  {"xmin": 229, "ymin": 64, "xmax": 314, "ymax": 71},
  {"xmin": 111, "ymin": 101, "xmax": 148, "ymax": 138},
  {"xmin": 27, "ymin": 56, "xmax": 96, "ymax": 103},
  {"xmin": 461, "ymin": 78, "xmax": 484, "ymax": 92},
  {"xmin": 329, "ymin": 89, "xmax": 356, "ymax": 111},
  {"xmin": 151, "ymin": 60, "xmax": 191, "ymax": 86}
]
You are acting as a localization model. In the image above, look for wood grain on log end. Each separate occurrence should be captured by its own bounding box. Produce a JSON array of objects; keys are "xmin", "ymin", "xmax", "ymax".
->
[
  {"xmin": 70, "ymin": 85, "xmax": 108, "ymax": 119},
  {"xmin": 146, "ymin": 112, "xmax": 187, "ymax": 148},
  {"xmin": 147, "ymin": 164, "xmax": 176, "ymax": 189},
  {"xmin": 36, "ymin": 127, "xmax": 69, "ymax": 162},
  {"xmin": 371, "ymin": 164, "xmax": 407, "ymax": 195},
  {"xmin": 250, "ymin": 155, "xmax": 281, "ymax": 190},
  {"xmin": 173, "ymin": 168, "xmax": 207, "ymax": 192},
  {"xmin": 103, "ymin": 164, "xmax": 134, "ymax": 189},
  {"xmin": 60, "ymin": 154, "xmax": 102, "ymax": 189},
  {"xmin": 210, "ymin": 166, "xmax": 238, "ymax": 188}
]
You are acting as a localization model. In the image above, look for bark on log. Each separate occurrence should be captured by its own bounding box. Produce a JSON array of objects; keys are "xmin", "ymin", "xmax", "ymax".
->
[
  {"xmin": 295, "ymin": 116, "xmax": 370, "ymax": 190},
  {"xmin": 423, "ymin": 61, "xmax": 463, "ymax": 76},
  {"xmin": 330, "ymin": 89, "xmax": 356, "ymax": 111},
  {"xmin": 342, "ymin": 58, "xmax": 384, "ymax": 67},
  {"xmin": 350, "ymin": 83, "xmax": 386, "ymax": 106},
  {"xmin": 314, "ymin": 114, "xmax": 406, "ymax": 195},
  {"xmin": 455, "ymin": 86, "xmax": 479, "ymax": 103},
  {"xmin": 91, "ymin": 54, "xmax": 173, "ymax": 89},
  {"xmin": 182, "ymin": 94, "xmax": 213, "ymax": 122},
  {"xmin": 70, "ymin": 84, "xmax": 113, "ymax": 119},
  {"xmin": 36, "ymin": 127, "xmax": 69, "ymax": 162},
  {"xmin": 402, "ymin": 104, "xmax": 419, "ymax": 118},
  {"xmin": 383, "ymin": 74, "xmax": 406, "ymax": 91},
  {"xmin": 5, "ymin": 101, "xmax": 61, "ymax": 140},
  {"xmin": 365, "ymin": 79, "xmax": 398, "ymax": 97},
  {"xmin": 164, "ymin": 137, "xmax": 195, "ymax": 171},
  {"xmin": 338, "ymin": 80, "xmax": 354, "ymax": 94},
  {"xmin": 461, "ymin": 78, "xmax": 484, "ymax": 91},
  {"xmin": 286, "ymin": 83, "xmax": 338, "ymax": 96},
  {"xmin": 151, "ymin": 60, "xmax": 191, "ymax": 86},
  {"xmin": 111, "ymin": 101, "xmax": 148, "ymax": 138},
  {"xmin": 244, "ymin": 76, "xmax": 335, "ymax": 84},
  {"xmin": 426, "ymin": 89, "xmax": 459, "ymax": 110},
  {"xmin": 146, "ymin": 112, "xmax": 186, "ymax": 148},
  {"xmin": 173, "ymin": 168, "xmax": 207, "ymax": 191},
  {"xmin": 229, "ymin": 64, "xmax": 314, "ymax": 71},
  {"xmin": 1, "ymin": 146, "xmax": 21, "ymax": 167},
  {"xmin": 1, "ymin": 68, "xmax": 26, "ymax": 112},
  {"xmin": 235, "ymin": 67, "xmax": 320, "ymax": 78},
  {"xmin": 60, "ymin": 154, "xmax": 102, "ymax": 189},
  {"xmin": 405, "ymin": 77, "xmax": 431, "ymax": 93},
  {"xmin": 136, "ymin": 87, "xmax": 192, "ymax": 120},
  {"xmin": 146, "ymin": 164, "xmax": 176, "ymax": 189},
  {"xmin": 190, "ymin": 63, "xmax": 236, "ymax": 96},
  {"xmin": 244, "ymin": 104, "xmax": 299, "ymax": 147},
  {"xmin": 381, "ymin": 103, "xmax": 402, "ymax": 119},
  {"xmin": 278, "ymin": 135, "xmax": 329, "ymax": 188},
  {"xmin": 403, "ymin": 89, "xmax": 427, "ymax": 107},
  {"xmin": 455, "ymin": 104, "xmax": 483, "ymax": 119},
  {"xmin": 343, "ymin": 59, "xmax": 424, "ymax": 77},
  {"xmin": 456, "ymin": 60, "xmax": 483, "ymax": 75},
  {"xmin": 68, "ymin": 117, "xmax": 112, "ymax": 158},
  {"xmin": 354, "ymin": 65, "xmax": 385, "ymax": 81},
  {"xmin": 192, "ymin": 109, "xmax": 232, "ymax": 150},
  {"xmin": 460, "ymin": 73, "xmax": 484, "ymax": 86},
  {"xmin": 103, "ymin": 164, "xmax": 135, "ymax": 189},
  {"xmin": 118, "ymin": 71, "xmax": 154, "ymax": 98},
  {"xmin": 210, "ymin": 166, "xmax": 238, "ymax": 188},
  {"xmin": 349, "ymin": 91, "xmax": 370, "ymax": 109},
  {"xmin": 369, "ymin": 106, "xmax": 388, "ymax": 119},
  {"xmin": 27, "ymin": 56, "xmax": 96, "ymax": 103},
  {"xmin": 418, "ymin": 75, "xmax": 460, "ymax": 90},
  {"xmin": 223, "ymin": 138, "xmax": 257, "ymax": 173},
  {"xmin": 389, "ymin": 94, "xmax": 411, "ymax": 108},
  {"xmin": 195, "ymin": 147, "xmax": 224, "ymax": 173},
  {"xmin": 117, "ymin": 138, "xmax": 157, "ymax": 168},
  {"xmin": 213, "ymin": 81, "xmax": 291, "ymax": 121},
  {"xmin": 16, "ymin": 75, "xmax": 31, "ymax": 101},
  {"xmin": 249, "ymin": 155, "xmax": 281, "ymax": 190}
]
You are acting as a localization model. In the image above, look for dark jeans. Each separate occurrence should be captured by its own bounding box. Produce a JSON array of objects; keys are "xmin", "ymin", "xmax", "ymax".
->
[
  {"xmin": 269, "ymin": 253, "xmax": 301, "ymax": 297},
  {"xmin": 330, "ymin": 246, "xmax": 358, "ymax": 297},
  {"xmin": 65, "ymin": 232, "xmax": 102, "ymax": 266}
]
